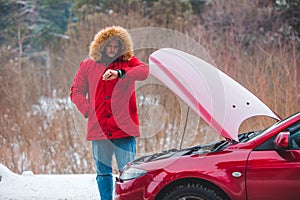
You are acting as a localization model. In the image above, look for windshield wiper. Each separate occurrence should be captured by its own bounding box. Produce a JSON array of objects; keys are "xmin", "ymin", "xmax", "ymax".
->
[
  {"xmin": 212, "ymin": 140, "xmax": 229, "ymax": 152},
  {"xmin": 238, "ymin": 131, "xmax": 260, "ymax": 142}
]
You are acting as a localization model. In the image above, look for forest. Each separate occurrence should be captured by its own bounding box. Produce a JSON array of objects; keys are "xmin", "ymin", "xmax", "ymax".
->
[{"xmin": 0, "ymin": 0, "xmax": 299, "ymax": 174}]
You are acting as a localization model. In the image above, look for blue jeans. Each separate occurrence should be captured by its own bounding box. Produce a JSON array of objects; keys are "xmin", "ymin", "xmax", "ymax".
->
[{"xmin": 92, "ymin": 137, "xmax": 136, "ymax": 200}]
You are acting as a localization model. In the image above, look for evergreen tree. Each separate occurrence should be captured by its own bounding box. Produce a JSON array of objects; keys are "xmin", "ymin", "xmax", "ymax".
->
[
  {"xmin": 0, "ymin": 0, "xmax": 72, "ymax": 54},
  {"xmin": 275, "ymin": 0, "xmax": 300, "ymax": 37}
]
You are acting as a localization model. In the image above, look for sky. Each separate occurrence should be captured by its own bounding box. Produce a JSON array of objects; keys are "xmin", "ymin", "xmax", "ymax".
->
[{"xmin": 0, "ymin": 164, "xmax": 115, "ymax": 200}]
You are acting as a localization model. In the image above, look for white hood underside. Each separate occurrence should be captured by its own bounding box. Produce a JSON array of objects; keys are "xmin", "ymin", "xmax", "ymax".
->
[{"xmin": 149, "ymin": 48, "xmax": 280, "ymax": 141}]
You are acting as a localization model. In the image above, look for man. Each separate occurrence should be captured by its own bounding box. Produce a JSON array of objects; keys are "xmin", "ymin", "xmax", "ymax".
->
[{"xmin": 70, "ymin": 26, "xmax": 149, "ymax": 200}]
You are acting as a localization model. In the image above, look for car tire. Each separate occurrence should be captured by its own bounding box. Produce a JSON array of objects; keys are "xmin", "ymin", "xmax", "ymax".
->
[{"xmin": 161, "ymin": 183, "xmax": 225, "ymax": 200}]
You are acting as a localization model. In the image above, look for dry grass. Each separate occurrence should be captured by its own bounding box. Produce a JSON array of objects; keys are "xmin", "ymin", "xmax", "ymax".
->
[{"xmin": 0, "ymin": 0, "xmax": 299, "ymax": 174}]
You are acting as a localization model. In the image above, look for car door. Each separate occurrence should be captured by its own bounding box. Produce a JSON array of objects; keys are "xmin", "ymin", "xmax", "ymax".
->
[{"xmin": 246, "ymin": 121, "xmax": 300, "ymax": 200}]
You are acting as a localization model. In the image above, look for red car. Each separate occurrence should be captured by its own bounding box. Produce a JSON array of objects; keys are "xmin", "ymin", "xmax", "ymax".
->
[{"xmin": 115, "ymin": 49, "xmax": 300, "ymax": 200}]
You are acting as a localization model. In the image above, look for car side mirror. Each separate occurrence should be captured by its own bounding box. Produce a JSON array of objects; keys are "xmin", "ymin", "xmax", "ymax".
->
[{"xmin": 274, "ymin": 131, "xmax": 290, "ymax": 150}]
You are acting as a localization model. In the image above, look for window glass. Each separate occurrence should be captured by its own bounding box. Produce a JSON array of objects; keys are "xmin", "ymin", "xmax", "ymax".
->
[
  {"xmin": 288, "ymin": 121, "xmax": 300, "ymax": 150},
  {"xmin": 254, "ymin": 121, "xmax": 300, "ymax": 150}
]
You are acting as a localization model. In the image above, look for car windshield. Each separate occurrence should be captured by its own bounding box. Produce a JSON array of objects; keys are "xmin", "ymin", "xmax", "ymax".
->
[
  {"xmin": 237, "ymin": 131, "xmax": 262, "ymax": 142},
  {"xmin": 247, "ymin": 113, "xmax": 300, "ymax": 142},
  {"xmin": 215, "ymin": 113, "xmax": 300, "ymax": 148},
  {"xmin": 212, "ymin": 131, "xmax": 262, "ymax": 152}
]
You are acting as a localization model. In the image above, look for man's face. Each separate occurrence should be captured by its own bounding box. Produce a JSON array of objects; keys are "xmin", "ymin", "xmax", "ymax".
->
[{"xmin": 105, "ymin": 39, "xmax": 120, "ymax": 58}]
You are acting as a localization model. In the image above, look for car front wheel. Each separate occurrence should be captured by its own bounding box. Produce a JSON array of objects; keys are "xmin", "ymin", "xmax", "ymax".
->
[{"xmin": 161, "ymin": 183, "xmax": 226, "ymax": 200}]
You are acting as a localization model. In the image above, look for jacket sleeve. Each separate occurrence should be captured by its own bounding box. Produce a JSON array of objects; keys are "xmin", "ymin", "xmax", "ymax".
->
[
  {"xmin": 122, "ymin": 56, "xmax": 149, "ymax": 80},
  {"xmin": 70, "ymin": 61, "xmax": 90, "ymax": 118}
]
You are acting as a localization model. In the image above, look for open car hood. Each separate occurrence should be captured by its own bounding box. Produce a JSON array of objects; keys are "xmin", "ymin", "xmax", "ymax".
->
[{"xmin": 149, "ymin": 48, "xmax": 280, "ymax": 142}]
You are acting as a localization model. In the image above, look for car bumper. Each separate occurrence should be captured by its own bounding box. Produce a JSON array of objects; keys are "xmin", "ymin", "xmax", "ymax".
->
[{"xmin": 114, "ymin": 175, "xmax": 160, "ymax": 200}]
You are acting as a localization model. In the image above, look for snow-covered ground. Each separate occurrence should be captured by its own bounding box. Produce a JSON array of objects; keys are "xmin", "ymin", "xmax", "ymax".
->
[{"xmin": 0, "ymin": 164, "xmax": 117, "ymax": 200}]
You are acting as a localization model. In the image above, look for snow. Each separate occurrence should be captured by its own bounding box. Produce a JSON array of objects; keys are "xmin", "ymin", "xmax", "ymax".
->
[{"xmin": 0, "ymin": 164, "xmax": 116, "ymax": 200}]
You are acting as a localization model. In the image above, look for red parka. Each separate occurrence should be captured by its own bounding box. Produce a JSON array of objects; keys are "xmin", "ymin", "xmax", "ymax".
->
[{"xmin": 70, "ymin": 26, "xmax": 149, "ymax": 140}]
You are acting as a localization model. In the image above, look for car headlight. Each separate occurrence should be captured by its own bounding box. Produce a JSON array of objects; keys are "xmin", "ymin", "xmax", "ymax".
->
[{"xmin": 120, "ymin": 167, "xmax": 146, "ymax": 181}]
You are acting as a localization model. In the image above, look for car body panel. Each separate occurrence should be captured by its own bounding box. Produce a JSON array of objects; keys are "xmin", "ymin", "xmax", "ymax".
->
[
  {"xmin": 116, "ymin": 113, "xmax": 300, "ymax": 200},
  {"xmin": 149, "ymin": 48, "xmax": 280, "ymax": 141},
  {"xmin": 246, "ymin": 149, "xmax": 300, "ymax": 200},
  {"xmin": 116, "ymin": 149, "xmax": 251, "ymax": 200}
]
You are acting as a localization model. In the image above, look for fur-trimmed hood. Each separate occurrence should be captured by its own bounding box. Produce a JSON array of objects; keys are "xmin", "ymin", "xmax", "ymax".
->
[{"xmin": 89, "ymin": 26, "xmax": 133, "ymax": 61}]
